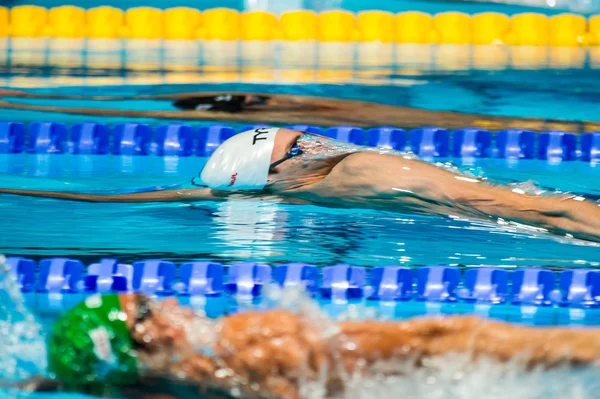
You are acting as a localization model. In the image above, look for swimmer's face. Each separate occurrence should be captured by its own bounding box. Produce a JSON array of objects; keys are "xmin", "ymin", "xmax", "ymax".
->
[
  {"xmin": 121, "ymin": 294, "xmax": 194, "ymax": 355},
  {"xmin": 267, "ymin": 129, "xmax": 338, "ymax": 191},
  {"xmin": 269, "ymin": 128, "xmax": 304, "ymax": 166}
]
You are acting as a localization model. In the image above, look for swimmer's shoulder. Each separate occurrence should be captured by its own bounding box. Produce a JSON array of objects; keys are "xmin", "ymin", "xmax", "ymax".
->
[
  {"xmin": 297, "ymin": 152, "xmax": 432, "ymax": 197},
  {"xmin": 327, "ymin": 151, "xmax": 415, "ymax": 177},
  {"xmin": 292, "ymin": 152, "xmax": 392, "ymax": 196}
]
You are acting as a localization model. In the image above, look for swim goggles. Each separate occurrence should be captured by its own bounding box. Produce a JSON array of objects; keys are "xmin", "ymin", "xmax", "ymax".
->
[
  {"xmin": 269, "ymin": 139, "xmax": 304, "ymax": 171},
  {"xmin": 135, "ymin": 295, "xmax": 153, "ymax": 325},
  {"xmin": 126, "ymin": 295, "xmax": 154, "ymax": 350}
]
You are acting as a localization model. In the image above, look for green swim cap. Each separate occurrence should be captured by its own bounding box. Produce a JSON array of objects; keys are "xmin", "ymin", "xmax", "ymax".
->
[{"xmin": 48, "ymin": 294, "xmax": 138, "ymax": 386}]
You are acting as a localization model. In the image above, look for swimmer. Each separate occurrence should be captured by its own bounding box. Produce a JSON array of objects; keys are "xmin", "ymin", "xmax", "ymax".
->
[
  {"xmin": 1, "ymin": 89, "xmax": 598, "ymax": 131},
  {"xmin": 21, "ymin": 293, "xmax": 600, "ymax": 399},
  {"xmin": 1, "ymin": 127, "xmax": 600, "ymax": 242}
]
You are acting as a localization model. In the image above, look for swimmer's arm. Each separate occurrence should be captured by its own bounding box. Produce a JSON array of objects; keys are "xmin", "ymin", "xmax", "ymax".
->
[
  {"xmin": 336, "ymin": 153, "xmax": 600, "ymax": 242},
  {"xmin": 339, "ymin": 315, "xmax": 600, "ymax": 367},
  {"xmin": 196, "ymin": 310, "xmax": 600, "ymax": 399},
  {"xmin": 440, "ymin": 170, "xmax": 600, "ymax": 242},
  {"xmin": 454, "ymin": 184, "xmax": 600, "ymax": 242},
  {"xmin": 0, "ymin": 188, "xmax": 228, "ymax": 203},
  {"xmin": 218, "ymin": 310, "xmax": 600, "ymax": 368}
]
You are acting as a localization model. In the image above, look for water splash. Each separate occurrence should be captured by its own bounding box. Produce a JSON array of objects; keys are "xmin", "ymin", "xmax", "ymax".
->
[
  {"xmin": 261, "ymin": 285, "xmax": 600, "ymax": 399},
  {"xmin": 297, "ymin": 134, "xmax": 419, "ymax": 162},
  {"xmin": 0, "ymin": 255, "xmax": 47, "ymax": 383},
  {"xmin": 0, "ymin": 277, "xmax": 596, "ymax": 399},
  {"xmin": 333, "ymin": 355, "xmax": 600, "ymax": 399}
]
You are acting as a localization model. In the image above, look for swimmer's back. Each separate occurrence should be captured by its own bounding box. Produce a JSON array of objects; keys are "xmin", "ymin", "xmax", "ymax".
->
[{"xmin": 290, "ymin": 152, "xmax": 449, "ymax": 214}]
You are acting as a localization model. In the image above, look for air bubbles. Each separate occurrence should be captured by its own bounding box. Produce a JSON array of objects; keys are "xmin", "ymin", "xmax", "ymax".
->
[
  {"xmin": 0, "ymin": 258, "xmax": 47, "ymax": 383},
  {"xmin": 215, "ymin": 368, "xmax": 231, "ymax": 379}
]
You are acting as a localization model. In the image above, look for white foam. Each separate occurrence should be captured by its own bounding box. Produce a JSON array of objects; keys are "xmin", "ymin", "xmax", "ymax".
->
[{"xmin": 0, "ymin": 256, "xmax": 47, "ymax": 383}]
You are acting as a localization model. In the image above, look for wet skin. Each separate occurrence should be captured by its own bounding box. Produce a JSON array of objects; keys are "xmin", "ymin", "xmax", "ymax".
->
[
  {"xmin": 1, "ymin": 128, "xmax": 600, "ymax": 242},
  {"xmin": 114, "ymin": 294, "xmax": 600, "ymax": 399},
  {"xmin": 22, "ymin": 294, "xmax": 600, "ymax": 399},
  {"xmin": 2, "ymin": 90, "xmax": 600, "ymax": 133}
]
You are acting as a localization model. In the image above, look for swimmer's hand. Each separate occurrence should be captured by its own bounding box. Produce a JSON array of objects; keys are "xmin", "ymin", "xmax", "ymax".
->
[{"xmin": 0, "ymin": 187, "xmax": 228, "ymax": 203}]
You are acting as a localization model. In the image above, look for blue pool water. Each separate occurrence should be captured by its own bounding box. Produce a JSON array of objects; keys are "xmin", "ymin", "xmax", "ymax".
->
[
  {"xmin": 2, "ymin": 54, "xmax": 600, "ymax": 267},
  {"xmin": 1, "ymin": 155, "xmax": 599, "ymax": 268},
  {"xmin": 3, "ymin": 18, "xmax": 600, "ymax": 399},
  {"xmin": 5, "ymin": 69, "xmax": 600, "ymax": 124}
]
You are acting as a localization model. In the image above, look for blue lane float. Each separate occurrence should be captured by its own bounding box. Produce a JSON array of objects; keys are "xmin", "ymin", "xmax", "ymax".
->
[
  {"xmin": 5, "ymin": 256, "xmax": 36, "ymax": 292},
  {"xmin": 71, "ymin": 123, "xmax": 110, "ymax": 154},
  {"xmin": 452, "ymin": 128, "xmax": 492, "ymax": 158},
  {"xmin": 554, "ymin": 270, "xmax": 600, "ymax": 308},
  {"xmin": 458, "ymin": 268, "xmax": 508, "ymax": 304},
  {"xmin": 28, "ymin": 122, "xmax": 68, "ymax": 154},
  {"xmin": 225, "ymin": 262, "xmax": 272, "ymax": 297},
  {"xmin": 0, "ymin": 122, "xmax": 26, "ymax": 153},
  {"xmin": 132, "ymin": 260, "xmax": 176, "ymax": 295},
  {"xmin": 410, "ymin": 127, "xmax": 449, "ymax": 158},
  {"xmin": 368, "ymin": 266, "xmax": 412, "ymax": 301},
  {"xmin": 84, "ymin": 258, "xmax": 132, "ymax": 292},
  {"xmin": 174, "ymin": 261, "xmax": 224, "ymax": 296},
  {"xmin": 287, "ymin": 125, "xmax": 323, "ymax": 135},
  {"xmin": 367, "ymin": 127, "xmax": 406, "ymax": 150},
  {"xmin": 197, "ymin": 125, "xmax": 236, "ymax": 156},
  {"xmin": 581, "ymin": 132, "xmax": 600, "ymax": 162},
  {"xmin": 416, "ymin": 266, "xmax": 460, "ymax": 302},
  {"xmin": 511, "ymin": 268, "xmax": 555, "ymax": 306},
  {"xmin": 494, "ymin": 129, "xmax": 536, "ymax": 159},
  {"xmin": 37, "ymin": 257, "xmax": 83, "ymax": 293},
  {"xmin": 112, "ymin": 123, "xmax": 153, "ymax": 155},
  {"xmin": 273, "ymin": 262, "xmax": 319, "ymax": 295},
  {"xmin": 241, "ymin": 124, "xmax": 272, "ymax": 132},
  {"xmin": 537, "ymin": 131, "xmax": 578, "ymax": 161},
  {"xmin": 320, "ymin": 264, "xmax": 366, "ymax": 300},
  {"xmin": 1, "ymin": 121, "xmax": 600, "ymax": 162},
  {"xmin": 6, "ymin": 256, "xmax": 600, "ymax": 309},
  {"xmin": 155, "ymin": 124, "xmax": 195, "ymax": 156},
  {"xmin": 325, "ymin": 126, "xmax": 365, "ymax": 145}
]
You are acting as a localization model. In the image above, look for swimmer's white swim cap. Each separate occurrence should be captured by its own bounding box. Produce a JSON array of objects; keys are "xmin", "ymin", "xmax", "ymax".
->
[{"xmin": 200, "ymin": 127, "xmax": 279, "ymax": 190}]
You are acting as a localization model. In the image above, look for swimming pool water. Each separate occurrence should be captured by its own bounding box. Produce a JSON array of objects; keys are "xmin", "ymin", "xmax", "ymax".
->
[
  {"xmin": 1, "ymin": 68, "xmax": 600, "ymax": 267},
  {"xmin": 0, "ymin": 62, "xmax": 598, "ymax": 268},
  {"xmin": 5, "ymin": 69, "xmax": 600, "ymax": 125},
  {"xmin": 1, "ymin": 155, "xmax": 599, "ymax": 268},
  {"xmin": 3, "ymin": 18, "xmax": 600, "ymax": 399}
]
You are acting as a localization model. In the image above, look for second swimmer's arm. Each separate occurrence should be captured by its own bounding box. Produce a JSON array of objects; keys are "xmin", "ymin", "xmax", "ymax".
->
[
  {"xmin": 178, "ymin": 311, "xmax": 600, "ymax": 399},
  {"xmin": 339, "ymin": 316, "xmax": 600, "ymax": 368},
  {"xmin": 0, "ymin": 187, "xmax": 228, "ymax": 203}
]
